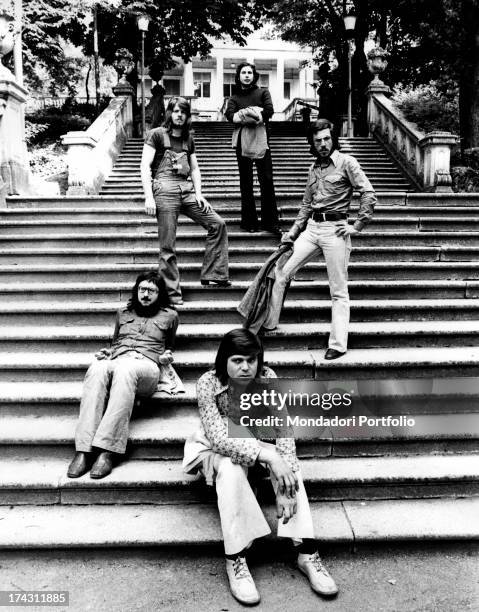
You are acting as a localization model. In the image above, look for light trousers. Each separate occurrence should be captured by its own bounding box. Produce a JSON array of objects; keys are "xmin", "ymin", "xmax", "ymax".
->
[
  {"xmin": 75, "ymin": 356, "xmax": 159, "ymax": 454},
  {"xmin": 211, "ymin": 454, "xmax": 315, "ymax": 555},
  {"xmin": 264, "ymin": 220, "xmax": 352, "ymax": 352}
]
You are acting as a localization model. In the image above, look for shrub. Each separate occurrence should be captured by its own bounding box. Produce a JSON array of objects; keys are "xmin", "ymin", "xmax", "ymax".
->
[
  {"xmin": 392, "ymin": 84, "xmax": 459, "ymax": 134},
  {"xmin": 26, "ymin": 109, "xmax": 90, "ymax": 144}
]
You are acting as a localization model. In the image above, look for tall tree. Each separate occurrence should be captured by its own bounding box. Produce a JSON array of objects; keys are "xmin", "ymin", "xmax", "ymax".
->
[{"xmin": 268, "ymin": 0, "xmax": 479, "ymax": 147}]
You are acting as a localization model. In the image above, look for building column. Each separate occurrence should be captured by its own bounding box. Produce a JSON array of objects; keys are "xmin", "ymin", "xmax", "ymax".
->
[
  {"xmin": 275, "ymin": 57, "xmax": 284, "ymax": 107},
  {"xmin": 215, "ymin": 55, "xmax": 224, "ymax": 104},
  {"xmin": 298, "ymin": 67, "xmax": 306, "ymax": 99},
  {"xmin": 183, "ymin": 62, "xmax": 195, "ymax": 96}
]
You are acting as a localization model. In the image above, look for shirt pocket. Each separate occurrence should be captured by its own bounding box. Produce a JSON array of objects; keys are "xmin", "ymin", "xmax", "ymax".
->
[
  {"xmin": 118, "ymin": 315, "xmax": 138, "ymax": 338},
  {"xmin": 323, "ymin": 173, "xmax": 344, "ymax": 193}
]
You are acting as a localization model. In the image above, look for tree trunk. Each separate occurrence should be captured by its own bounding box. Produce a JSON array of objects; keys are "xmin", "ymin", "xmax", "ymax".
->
[{"xmin": 459, "ymin": 0, "xmax": 479, "ymax": 150}]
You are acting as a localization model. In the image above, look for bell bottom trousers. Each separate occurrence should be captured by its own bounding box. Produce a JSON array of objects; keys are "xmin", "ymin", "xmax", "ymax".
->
[
  {"xmin": 154, "ymin": 181, "xmax": 229, "ymax": 303},
  {"xmin": 210, "ymin": 453, "xmax": 315, "ymax": 556},
  {"xmin": 236, "ymin": 148, "xmax": 279, "ymax": 229},
  {"xmin": 264, "ymin": 220, "xmax": 352, "ymax": 352},
  {"xmin": 75, "ymin": 357, "xmax": 159, "ymax": 454}
]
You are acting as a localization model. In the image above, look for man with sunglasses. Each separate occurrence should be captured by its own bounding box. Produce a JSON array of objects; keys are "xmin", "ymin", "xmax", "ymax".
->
[{"xmin": 67, "ymin": 272, "xmax": 178, "ymax": 479}]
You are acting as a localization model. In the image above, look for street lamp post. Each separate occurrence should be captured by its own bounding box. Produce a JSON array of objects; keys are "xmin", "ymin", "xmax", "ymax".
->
[
  {"xmin": 343, "ymin": 6, "xmax": 357, "ymax": 138},
  {"xmin": 137, "ymin": 14, "xmax": 150, "ymax": 137}
]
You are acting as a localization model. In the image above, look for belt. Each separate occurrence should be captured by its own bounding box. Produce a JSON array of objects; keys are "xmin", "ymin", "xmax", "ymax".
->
[{"xmin": 311, "ymin": 211, "xmax": 348, "ymax": 222}]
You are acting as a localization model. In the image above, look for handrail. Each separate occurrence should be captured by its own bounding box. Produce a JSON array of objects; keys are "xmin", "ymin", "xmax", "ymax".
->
[
  {"xmin": 367, "ymin": 83, "xmax": 458, "ymax": 192},
  {"xmin": 282, "ymin": 97, "xmax": 320, "ymax": 121},
  {"xmin": 218, "ymin": 97, "xmax": 229, "ymax": 120},
  {"xmin": 62, "ymin": 86, "xmax": 134, "ymax": 195}
]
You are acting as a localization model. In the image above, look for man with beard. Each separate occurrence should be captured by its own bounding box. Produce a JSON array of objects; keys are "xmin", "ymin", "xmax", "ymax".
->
[
  {"xmin": 67, "ymin": 272, "xmax": 178, "ymax": 479},
  {"xmin": 141, "ymin": 96, "xmax": 230, "ymax": 307},
  {"xmin": 261, "ymin": 119, "xmax": 377, "ymax": 360}
]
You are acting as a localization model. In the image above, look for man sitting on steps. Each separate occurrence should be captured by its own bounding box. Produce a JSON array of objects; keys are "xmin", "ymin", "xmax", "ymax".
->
[
  {"xmin": 67, "ymin": 272, "xmax": 179, "ymax": 479},
  {"xmin": 261, "ymin": 118, "xmax": 377, "ymax": 360}
]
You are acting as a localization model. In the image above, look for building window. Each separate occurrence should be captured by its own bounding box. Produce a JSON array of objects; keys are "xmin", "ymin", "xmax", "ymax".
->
[
  {"xmin": 284, "ymin": 81, "xmax": 291, "ymax": 99},
  {"xmin": 223, "ymin": 73, "xmax": 236, "ymax": 98},
  {"xmin": 164, "ymin": 79, "xmax": 180, "ymax": 96},
  {"xmin": 193, "ymin": 71, "xmax": 211, "ymax": 98}
]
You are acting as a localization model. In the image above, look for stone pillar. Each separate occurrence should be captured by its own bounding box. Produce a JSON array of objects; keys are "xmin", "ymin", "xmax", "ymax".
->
[
  {"xmin": 183, "ymin": 62, "xmax": 195, "ymax": 96},
  {"xmin": 0, "ymin": 7, "xmax": 30, "ymax": 196},
  {"xmin": 419, "ymin": 132, "xmax": 458, "ymax": 192},
  {"xmin": 366, "ymin": 81, "xmax": 391, "ymax": 135}
]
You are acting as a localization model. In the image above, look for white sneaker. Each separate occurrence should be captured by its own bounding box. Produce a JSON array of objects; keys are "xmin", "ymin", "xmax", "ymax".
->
[
  {"xmin": 225, "ymin": 556, "xmax": 260, "ymax": 605},
  {"xmin": 297, "ymin": 551, "xmax": 339, "ymax": 597}
]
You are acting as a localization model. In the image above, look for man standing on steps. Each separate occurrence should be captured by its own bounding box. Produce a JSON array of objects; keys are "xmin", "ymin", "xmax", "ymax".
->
[
  {"xmin": 261, "ymin": 118, "xmax": 377, "ymax": 360},
  {"xmin": 67, "ymin": 272, "xmax": 179, "ymax": 480},
  {"xmin": 141, "ymin": 96, "xmax": 230, "ymax": 307}
]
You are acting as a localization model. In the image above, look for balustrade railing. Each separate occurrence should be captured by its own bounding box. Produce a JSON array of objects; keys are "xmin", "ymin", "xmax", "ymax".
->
[
  {"xmin": 61, "ymin": 82, "xmax": 134, "ymax": 195},
  {"xmin": 367, "ymin": 82, "xmax": 458, "ymax": 192},
  {"xmin": 283, "ymin": 98, "xmax": 320, "ymax": 122}
]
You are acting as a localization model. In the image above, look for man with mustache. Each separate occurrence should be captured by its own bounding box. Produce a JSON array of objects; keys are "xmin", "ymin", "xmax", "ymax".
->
[
  {"xmin": 262, "ymin": 119, "xmax": 377, "ymax": 360},
  {"xmin": 67, "ymin": 272, "xmax": 178, "ymax": 479}
]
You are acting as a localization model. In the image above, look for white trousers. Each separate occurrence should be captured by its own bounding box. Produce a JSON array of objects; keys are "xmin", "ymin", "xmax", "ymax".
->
[
  {"xmin": 211, "ymin": 454, "xmax": 315, "ymax": 555},
  {"xmin": 264, "ymin": 220, "xmax": 352, "ymax": 352}
]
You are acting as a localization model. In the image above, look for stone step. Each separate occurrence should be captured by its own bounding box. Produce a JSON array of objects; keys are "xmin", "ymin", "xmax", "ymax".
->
[
  {"xmin": 3, "ymin": 217, "xmax": 474, "ymax": 237},
  {"xmin": 0, "ymin": 298, "xmax": 478, "ymax": 327},
  {"xmin": 6, "ymin": 230, "xmax": 475, "ymax": 249},
  {"xmin": 3, "ymin": 215, "xmax": 441, "ymax": 234},
  {"xmin": 1, "ymin": 454, "xmax": 478, "ymax": 505},
  {"xmin": 1, "ymin": 319, "xmax": 479, "ymax": 359},
  {"xmin": 6, "ymin": 205, "xmax": 479, "ymax": 222},
  {"xmin": 0, "ymin": 261, "xmax": 477, "ymax": 283},
  {"xmin": 0, "ymin": 279, "xmax": 476, "ymax": 304},
  {"xmin": 2, "ymin": 497, "xmax": 478, "ymax": 547},
  {"xmin": 0, "ymin": 400, "xmax": 478, "ymax": 460},
  {"xmin": 12, "ymin": 193, "xmax": 479, "ymax": 208},
  {"xmin": 3, "ymin": 246, "xmax": 479, "ymax": 266}
]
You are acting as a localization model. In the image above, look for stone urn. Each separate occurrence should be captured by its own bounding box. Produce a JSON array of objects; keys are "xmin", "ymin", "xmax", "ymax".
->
[
  {"xmin": 0, "ymin": 12, "xmax": 15, "ymax": 78},
  {"xmin": 367, "ymin": 46, "xmax": 389, "ymax": 85},
  {"xmin": 112, "ymin": 48, "xmax": 135, "ymax": 85}
]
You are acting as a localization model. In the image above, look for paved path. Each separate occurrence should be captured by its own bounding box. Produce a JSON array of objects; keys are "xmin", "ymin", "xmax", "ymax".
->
[{"xmin": 0, "ymin": 543, "xmax": 477, "ymax": 611}]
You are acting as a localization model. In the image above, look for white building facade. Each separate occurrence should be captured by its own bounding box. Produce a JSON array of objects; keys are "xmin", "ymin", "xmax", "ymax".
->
[{"xmin": 146, "ymin": 30, "xmax": 319, "ymax": 120}]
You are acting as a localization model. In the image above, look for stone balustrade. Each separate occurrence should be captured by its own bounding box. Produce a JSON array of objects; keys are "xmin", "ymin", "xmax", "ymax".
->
[
  {"xmin": 367, "ymin": 82, "xmax": 458, "ymax": 192},
  {"xmin": 62, "ymin": 83, "xmax": 134, "ymax": 195}
]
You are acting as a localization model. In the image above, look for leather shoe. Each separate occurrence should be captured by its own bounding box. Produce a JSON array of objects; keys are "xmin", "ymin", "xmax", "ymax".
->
[
  {"xmin": 201, "ymin": 279, "xmax": 232, "ymax": 287},
  {"xmin": 90, "ymin": 451, "xmax": 114, "ymax": 479},
  {"xmin": 261, "ymin": 225, "xmax": 282, "ymax": 237},
  {"xmin": 324, "ymin": 349, "xmax": 346, "ymax": 360},
  {"xmin": 67, "ymin": 451, "xmax": 92, "ymax": 478}
]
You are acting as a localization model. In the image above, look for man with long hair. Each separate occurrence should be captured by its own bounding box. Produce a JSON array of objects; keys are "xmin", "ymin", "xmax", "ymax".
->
[
  {"xmin": 141, "ymin": 96, "xmax": 230, "ymax": 306},
  {"xmin": 67, "ymin": 272, "xmax": 178, "ymax": 479},
  {"xmin": 261, "ymin": 119, "xmax": 377, "ymax": 360},
  {"xmin": 225, "ymin": 62, "xmax": 280, "ymax": 235}
]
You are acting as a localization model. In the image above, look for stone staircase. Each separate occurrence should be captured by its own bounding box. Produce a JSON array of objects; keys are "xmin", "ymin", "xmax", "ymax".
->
[{"xmin": 0, "ymin": 121, "xmax": 478, "ymax": 548}]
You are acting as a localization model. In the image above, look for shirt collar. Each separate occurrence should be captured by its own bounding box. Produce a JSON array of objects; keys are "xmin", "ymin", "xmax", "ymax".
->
[
  {"xmin": 213, "ymin": 372, "xmax": 229, "ymax": 396},
  {"xmin": 314, "ymin": 148, "xmax": 340, "ymax": 168}
]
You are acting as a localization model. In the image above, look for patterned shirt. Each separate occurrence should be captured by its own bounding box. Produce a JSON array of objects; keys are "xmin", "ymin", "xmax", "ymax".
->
[
  {"xmin": 196, "ymin": 368, "xmax": 300, "ymax": 471},
  {"xmin": 289, "ymin": 149, "xmax": 377, "ymax": 238}
]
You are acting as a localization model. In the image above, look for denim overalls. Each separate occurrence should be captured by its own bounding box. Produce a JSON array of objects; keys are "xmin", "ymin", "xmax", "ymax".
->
[{"xmin": 151, "ymin": 129, "xmax": 229, "ymax": 304}]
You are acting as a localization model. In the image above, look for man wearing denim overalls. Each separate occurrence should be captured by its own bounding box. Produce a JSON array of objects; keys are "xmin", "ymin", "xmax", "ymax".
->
[{"xmin": 141, "ymin": 96, "xmax": 230, "ymax": 306}]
